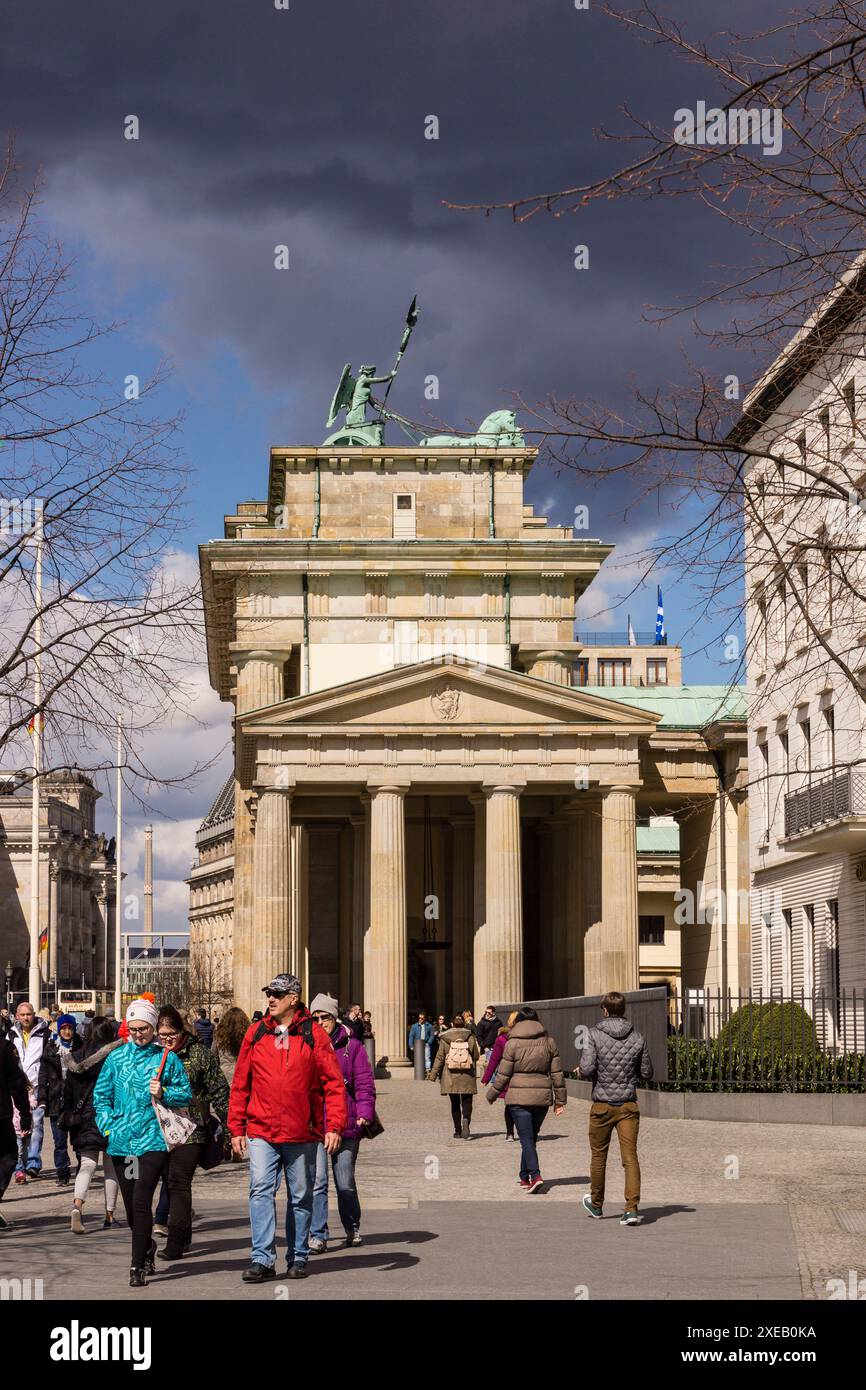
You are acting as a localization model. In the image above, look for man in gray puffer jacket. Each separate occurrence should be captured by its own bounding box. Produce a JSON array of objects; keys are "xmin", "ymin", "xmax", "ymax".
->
[{"xmin": 578, "ymin": 991, "xmax": 653, "ymax": 1225}]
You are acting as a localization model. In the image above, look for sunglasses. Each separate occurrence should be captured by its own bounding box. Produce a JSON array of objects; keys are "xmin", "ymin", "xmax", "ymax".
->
[
  {"xmin": 264, "ymin": 989, "xmax": 288, "ymax": 999},
  {"xmin": 311, "ymin": 1013, "xmax": 332, "ymax": 1022}
]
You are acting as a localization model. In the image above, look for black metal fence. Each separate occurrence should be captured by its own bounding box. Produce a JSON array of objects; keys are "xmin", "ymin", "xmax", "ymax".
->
[
  {"xmin": 661, "ymin": 988, "xmax": 866, "ymax": 1093},
  {"xmin": 784, "ymin": 767, "xmax": 866, "ymax": 837}
]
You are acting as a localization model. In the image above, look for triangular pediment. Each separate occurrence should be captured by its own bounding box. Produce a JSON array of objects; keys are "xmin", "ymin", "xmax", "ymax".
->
[{"xmin": 237, "ymin": 655, "xmax": 661, "ymax": 732}]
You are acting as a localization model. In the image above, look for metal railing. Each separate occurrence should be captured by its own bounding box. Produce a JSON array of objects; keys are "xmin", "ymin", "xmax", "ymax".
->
[
  {"xmin": 784, "ymin": 767, "xmax": 866, "ymax": 837},
  {"xmin": 575, "ymin": 631, "xmax": 669, "ymax": 647},
  {"xmin": 659, "ymin": 988, "xmax": 865, "ymax": 1092}
]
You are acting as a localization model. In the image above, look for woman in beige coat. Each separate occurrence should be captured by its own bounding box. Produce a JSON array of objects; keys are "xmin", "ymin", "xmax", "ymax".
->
[
  {"xmin": 428, "ymin": 1014, "xmax": 481, "ymax": 1139},
  {"xmin": 486, "ymin": 1008, "xmax": 566, "ymax": 1192}
]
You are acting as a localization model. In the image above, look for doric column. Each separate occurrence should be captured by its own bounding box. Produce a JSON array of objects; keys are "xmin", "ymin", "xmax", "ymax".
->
[
  {"xmin": 290, "ymin": 822, "xmax": 308, "ymax": 999},
  {"xmin": 231, "ymin": 645, "xmax": 290, "ymax": 1015},
  {"xmin": 587, "ymin": 786, "xmax": 638, "ymax": 994},
  {"xmin": 365, "ymin": 782, "xmax": 408, "ymax": 1067},
  {"xmin": 551, "ymin": 812, "xmax": 570, "ymax": 996},
  {"xmin": 338, "ymin": 824, "xmax": 353, "ymax": 1007},
  {"xmin": 470, "ymin": 792, "xmax": 486, "ymax": 1018},
  {"xmin": 536, "ymin": 822, "xmax": 554, "ymax": 998},
  {"xmin": 564, "ymin": 802, "xmax": 585, "ymax": 996},
  {"xmin": 250, "ymin": 786, "xmax": 293, "ymax": 1003},
  {"xmin": 580, "ymin": 799, "xmax": 604, "ymax": 995},
  {"xmin": 477, "ymin": 783, "xmax": 523, "ymax": 1014},
  {"xmin": 350, "ymin": 800, "xmax": 369, "ymax": 1004},
  {"xmin": 526, "ymin": 651, "xmax": 573, "ymax": 686},
  {"xmin": 450, "ymin": 815, "xmax": 474, "ymax": 1017}
]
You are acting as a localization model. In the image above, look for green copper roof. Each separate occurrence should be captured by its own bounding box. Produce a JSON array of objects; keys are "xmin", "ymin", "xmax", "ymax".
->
[
  {"xmin": 637, "ymin": 825, "xmax": 680, "ymax": 854},
  {"xmin": 582, "ymin": 684, "xmax": 746, "ymax": 730}
]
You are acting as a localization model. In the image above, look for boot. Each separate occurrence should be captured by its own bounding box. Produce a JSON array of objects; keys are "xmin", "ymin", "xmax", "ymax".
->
[
  {"xmin": 129, "ymin": 1267, "xmax": 147, "ymax": 1288},
  {"xmin": 144, "ymin": 1239, "xmax": 157, "ymax": 1275}
]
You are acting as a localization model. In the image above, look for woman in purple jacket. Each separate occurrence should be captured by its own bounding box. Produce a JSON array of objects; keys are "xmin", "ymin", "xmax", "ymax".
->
[
  {"xmin": 308, "ymin": 993, "xmax": 377, "ymax": 1252},
  {"xmin": 481, "ymin": 1011, "xmax": 519, "ymax": 1140}
]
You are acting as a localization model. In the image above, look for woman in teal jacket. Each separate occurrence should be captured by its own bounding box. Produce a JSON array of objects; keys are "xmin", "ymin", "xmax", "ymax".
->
[{"xmin": 94, "ymin": 999, "xmax": 190, "ymax": 1287}]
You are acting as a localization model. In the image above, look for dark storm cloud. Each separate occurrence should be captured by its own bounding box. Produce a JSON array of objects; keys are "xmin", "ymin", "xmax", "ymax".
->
[{"xmin": 3, "ymin": 0, "xmax": 789, "ymax": 531}]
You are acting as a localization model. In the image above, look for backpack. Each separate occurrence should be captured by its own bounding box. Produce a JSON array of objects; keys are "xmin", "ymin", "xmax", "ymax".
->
[
  {"xmin": 446, "ymin": 1037, "xmax": 473, "ymax": 1072},
  {"xmin": 250, "ymin": 1018, "xmax": 315, "ymax": 1052}
]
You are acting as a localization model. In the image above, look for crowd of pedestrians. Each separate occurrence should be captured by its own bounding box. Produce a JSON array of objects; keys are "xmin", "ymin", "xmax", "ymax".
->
[{"xmin": 0, "ymin": 979, "xmax": 653, "ymax": 1284}]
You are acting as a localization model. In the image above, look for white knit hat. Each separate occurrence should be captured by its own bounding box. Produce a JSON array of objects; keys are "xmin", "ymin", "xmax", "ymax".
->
[
  {"xmin": 309, "ymin": 992, "xmax": 339, "ymax": 1019},
  {"xmin": 125, "ymin": 999, "xmax": 158, "ymax": 1029}
]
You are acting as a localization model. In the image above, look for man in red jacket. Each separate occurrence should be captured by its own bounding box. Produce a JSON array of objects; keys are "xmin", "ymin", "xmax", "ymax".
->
[{"xmin": 229, "ymin": 972, "xmax": 347, "ymax": 1282}]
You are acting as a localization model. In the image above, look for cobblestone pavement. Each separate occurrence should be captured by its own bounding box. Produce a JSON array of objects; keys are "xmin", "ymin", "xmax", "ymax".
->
[{"xmin": 2, "ymin": 1075, "xmax": 863, "ymax": 1300}]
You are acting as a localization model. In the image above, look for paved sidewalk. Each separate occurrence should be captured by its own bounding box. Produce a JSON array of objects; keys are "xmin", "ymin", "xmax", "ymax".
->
[{"xmin": 1, "ymin": 1076, "xmax": 863, "ymax": 1300}]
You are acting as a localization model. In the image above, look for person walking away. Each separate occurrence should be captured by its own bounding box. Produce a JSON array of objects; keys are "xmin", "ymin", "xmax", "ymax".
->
[
  {"xmin": 476, "ymin": 1006, "xmax": 503, "ymax": 1058},
  {"xmin": 153, "ymin": 1005, "xmax": 229, "ymax": 1261},
  {"xmin": 308, "ymin": 993, "xmax": 376, "ymax": 1253},
  {"xmin": 0, "ymin": 1034, "xmax": 30, "ymax": 1230},
  {"xmin": 486, "ymin": 1007, "xmax": 566, "ymax": 1193},
  {"xmin": 93, "ymin": 999, "xmax": 191, "ymax": 1288},
  {"xmin": 578, "ymin": 991, "xmax": 653, "ymax": 1226},
  {"xmin": 193, "ymin": 1009, "xmax": 214, "ymax": 1050},
  {"xmin": 228, "ymin": 973, "xmax": 347, "ymax": 1283},
  {"xmin": 481, "ymin": 1011, "xmax": 519, "ymax": 1139},
  {"xmin": 407, "ymin": 1012, "xmax": 435, "ymax": 1071},
  {"xmin": 63, "ymin": 1017, "xmax": 124, "ymax": 1232},
  {"xmin": 213, "ymin": 1006, "xmax": 251, "ymax": 1087},
  {"xmin": 36, "ymin": 1014, "xmax": 82, "ymax": 1187},
  {"xmin": 428, "ymin": 1013, "xmax": 479, "ymax": 1139},
  {"xmin": 9, "ymin": 1002, "xmax": 52, "ymax": 1181}
]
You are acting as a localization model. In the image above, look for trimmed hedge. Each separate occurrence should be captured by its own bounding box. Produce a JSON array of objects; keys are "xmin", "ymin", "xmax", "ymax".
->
[
  {"xmin": 658, "ymin": 1037, "xmax": 865, "ymax": 1093},
  {"xmin": 716, "ymin": 1000, "xmax": 819, "ymax": 1058}
]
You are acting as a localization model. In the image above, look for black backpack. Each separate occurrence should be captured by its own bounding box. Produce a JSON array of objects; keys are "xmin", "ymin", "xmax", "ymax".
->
[{"xmin": 250, "ymin": 1018, "xmax": 315, "ymax": 1052}]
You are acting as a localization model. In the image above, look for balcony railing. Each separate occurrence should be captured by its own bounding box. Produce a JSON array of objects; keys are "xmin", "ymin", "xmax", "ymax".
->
[
  {"xmin": 575, "ymin": 631, "xmax": 669, "ymax": 647},
  {"xmin": 784, "ymin": 767, "xmax": 866, "ymax": 837}
]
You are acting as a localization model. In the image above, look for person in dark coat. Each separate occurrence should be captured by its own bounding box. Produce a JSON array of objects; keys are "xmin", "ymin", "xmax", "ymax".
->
[
  {"xmin": 36, "ymin": 1014, "xmax": 82, "ymax": 1187},
  {"xmin": 193, "ymin": 1010, "xmax": 215, "ymax": 1050},
  {"xmin": 62, "ymin": 1018, "xmax": 124, "ymax": 1233},
  {"xmin": 0, "ymin": 1037, "xmax": 30, "ymax": 1229},
  {"xmin": 308, "ymin": 994, "xmax": 376, "ymax": 1252},
  {"xmin": 481, "ymin": 1011, "xmax": 519, "ymax": 1139},
  {"xmin": 578, "ymin": 990, "xmax": 653, "ymax": 1225},
  {"xmin": 476, "ymin": 1007, "xmax": 503, "ymax": 1055}
]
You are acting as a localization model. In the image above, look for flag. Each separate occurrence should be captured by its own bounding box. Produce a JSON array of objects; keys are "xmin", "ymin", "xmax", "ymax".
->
[
  {"xmin": 27, "ymin": 711, "xmax": 45, "ymax": 737},
  {"xmin": 38, "ymin": 928, "xmax": 48, "ymax": 954},
  {"xmin": 627, "ymin": 615, "xmax": 637, "ymax": 646},
  {"xmin": 655, "ymin": 586, "xmax": 667, "ymax": 644}
]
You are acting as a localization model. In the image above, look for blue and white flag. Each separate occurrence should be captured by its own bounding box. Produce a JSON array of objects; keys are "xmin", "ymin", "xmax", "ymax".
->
[
  {"xmin": 627, "ymin": 615, "xmax": 637, "ymax": 646},
  {"xmin": 655, "ymin": 586, "xmax": 667, "ymax": 644}
]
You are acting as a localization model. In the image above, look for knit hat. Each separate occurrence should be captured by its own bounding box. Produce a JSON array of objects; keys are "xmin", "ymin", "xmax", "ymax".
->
[
  {"xmin": 309, "ymin": 993, "xmax": 339, "ymax": 1019},
  {"xmin": 125, "ymin": 999, "xmax": 158, "ymax": 1029},
  {"xmin": 56, "ymin": 1014, "xmax": 77, "ymax": 1031}
]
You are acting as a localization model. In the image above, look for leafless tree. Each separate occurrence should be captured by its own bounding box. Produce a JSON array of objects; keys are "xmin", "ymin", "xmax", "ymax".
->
[
  {"xmin": 0, "ymin": 141, "xmax": 210, "ymax": 795},
  {"xmin": 452, "ymin": 0, "xmax": 866, "ymax": 758}
]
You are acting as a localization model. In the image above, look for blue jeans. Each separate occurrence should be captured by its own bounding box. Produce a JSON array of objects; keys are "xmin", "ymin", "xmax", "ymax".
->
[
  {"xmin": 50, "ymin": 1118, "xmax": 71, "ymax": 1177},
  {"xmin": 16, "ymin": 1104, "xmax": 45, "ymax": 1173},
  {"xmin": 155, "ymin": 1177, "xmax": 170, "ymax": 1225},
  {"xmin": 310, "ymin": 1139, "xmax": 361, "ymax": 1242},
  {"xmin": 507, "ymin": 1104, "xmax": 547, "ymax": 1182},
  {"xmin": 248, "ymin": 1137, "xmax": 317, "ymax": 1268}
]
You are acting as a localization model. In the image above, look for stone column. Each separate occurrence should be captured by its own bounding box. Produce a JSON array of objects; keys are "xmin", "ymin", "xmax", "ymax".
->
[
  {"xmin": 551, "ymin": 812, "xmax": 570, "ymax": 996},
  {"xmin": 231, "ymin": 646, "xmax": 291, "ymax": 1015},
  {"xmin": 350, "ymin": 801, "xmax": 368, "ymax": 1004},
  {"xmin": 586, "ymin": 786, "xmax": 639, "ymax": 994},
  {"xmin": 251, "ymin": 787, "xmax": 293, "ymax": 1002},
  {"xmin": 290, "ymin": 822, "xmax": 308, "ymax": 999},
  {"xmin": 536, "ymin": 822, "xmax": 554, "ymax": 998},
  {"xmin": 338, "ymin": 824, "xmax": 353, "ymax": 1007},
  {"xmin": 450, "ymin": 815, "xmax": 474, "ymax": 1017},
  {"xmin": 526, "ymin": 651, "xmax": 573, "ymax": 686},
  {"xmin": 48, "ymin": 863, "xmax": 59, "ymax": 985},
  {"xmin": 365, "ymin": 782, "xmax": 408, "ymax": 1067},
  {"xmin": 564, "ymin": 802, "xmax": 585, "ymax": 996},
  {"xmin": 470, "ymin": 792, "xmax": 486, "ymax": 1018},
  {"xmin": 580, "ymin": 799, "xmax": 604, "ymax": 995},
  {"xmin": 477, "ymin": 783, "xmax": 523, "ymax": 1014}
]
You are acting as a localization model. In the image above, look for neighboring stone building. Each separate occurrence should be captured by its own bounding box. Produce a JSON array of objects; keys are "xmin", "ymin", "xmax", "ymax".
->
[
  {"xmin": 0, "ymin": 772, "xmax": 116, "ymax": 1002},
  {"xmin": 730, "ymin": 256, "xmax": 866, "ymax": 1015},
  {"xmin": 187, "ymin": 774, "xmax": 234, "ymax": 992},
  {"xmin": 199, "ymin": 436, "xmax": 749, "ymax": 1062}
]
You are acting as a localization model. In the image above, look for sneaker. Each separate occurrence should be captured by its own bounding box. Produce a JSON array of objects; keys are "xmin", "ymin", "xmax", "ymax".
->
[
  {"xmin": 128, "ymin": 1267, "xmax": 147, "ymax": 1289},
  {"xmin": 517, "ymin": 1178, "xmax": 530, "ymax": 1189},
  {"xmin": 70, "ymin": 1208, "xmax": 84, "ymax": 1235},
  {"xmin": 582, "ymin": 1195, "xmax": 603, "ymax": 1219},
  {"xmin": 525, "ymin": 1176, "xmax": 543, "ymax": 1194},
  {"xmin": 152, "ymin": 1223, "xmax": 169, "ymax": 1237},
  {"xmin": 308, "ymin": 1238, "xmax": 327, "ymax": 1254},
  {"xmin": 13, "ymin": 1172, "xmax": 26, "ymax": 1186},
  {"xmin": 102, "ymin": 1213, "xmax": 115, "ymax": 1230},
  {"xmin": 620, "ymin": 1210, "xmax": 640, "ymax": 1226},
  {"xmin": 25, "ymin": 1167, "xmax": 40, "ymax": 1179},
  {"xmin": 285, "ymin": 1262, "xmax": 309, "ymax": 1279},
  {"xmin": 242, "ymin": 1262, "xmax": 276, "ymax": 1284},
  {"xmin": 345, "ymin": 1231, "xmax": 362, "ymax": 1248}
]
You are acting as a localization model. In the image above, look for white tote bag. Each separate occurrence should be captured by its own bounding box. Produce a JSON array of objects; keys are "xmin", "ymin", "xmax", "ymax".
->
[{"xmin": 151, "ymin": 1048, "xmax": 198, "ymax": 1151}]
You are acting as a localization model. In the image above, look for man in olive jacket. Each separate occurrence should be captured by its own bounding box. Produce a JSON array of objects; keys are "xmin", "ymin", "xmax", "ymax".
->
[{"xmin": 578, "ymin": 990, "xmax": 653, "ymax": 1225}]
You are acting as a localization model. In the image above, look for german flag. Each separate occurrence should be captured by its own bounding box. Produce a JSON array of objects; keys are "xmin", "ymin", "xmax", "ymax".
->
[
  {"xmin": 38, "ymin": 928, "xmax": 48, "ymax": 954},
  {"xmin": 27, "ymin": 711, "xmax": 45, "ymax": 737}
]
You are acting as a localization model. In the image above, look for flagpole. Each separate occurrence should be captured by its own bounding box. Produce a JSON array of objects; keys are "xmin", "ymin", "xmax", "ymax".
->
[
  {"xmin": 28, "ymin": 507, "xmax": 44, "ymax": 1009},
  {"xmin": 113, "ymin": 714, "xmax": 123, "ymax": 1021}
]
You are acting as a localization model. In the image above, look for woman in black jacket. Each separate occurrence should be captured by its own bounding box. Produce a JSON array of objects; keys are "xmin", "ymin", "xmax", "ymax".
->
[
  {"xmin": 61, "ymin": 1018, "xmax": 124, "ymax": 1233},
  {"xmin": 37, "ymin": 1015, "xmax": 83, "ymax": 1187}
]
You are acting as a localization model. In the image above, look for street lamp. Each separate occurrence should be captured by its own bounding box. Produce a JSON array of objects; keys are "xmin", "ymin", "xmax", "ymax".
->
[{"xmin": 4, "ymin": 960, "xmax": 12, "ymax": 1009}]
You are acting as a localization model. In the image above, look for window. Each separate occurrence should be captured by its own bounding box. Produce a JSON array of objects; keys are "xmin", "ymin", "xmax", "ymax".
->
[
  {"xmin": 781, "ymin": 907, "xmax": 793, "ymax": 994},
  {"xmin": 639, "ymin": 915, "xmax": 666, "ymax": 946},
  {"xmin": 825, "ymin": 706, "xmax": 836, "ymax": 773},
  {"xmin": 755, "ymin": 475, "xmax": 766, "ymax": 517},
  {"xmin": 597, "ymin": 658, "xmax": 631, "ymax": 686},
  {"xmin": 573, "ymin": 658, "xmax": 589, "ymax": 687},
  {"xmin": 755, "ymin": 586, "xmax": 768, "ymax": 664},
  {"xmin": 794, "ymin": 561, "xmax": 809, "ymax": 646},
  {"xmin": 392, "ymin": 493, "xmax": 416, "ymax": 538},
  {"xmin": 761, "ymin": 915, "xmax": 772, "ymax": 995},
  {"xmin": 758, "ymin": 741, "xmax": 769, "ymax": 841},
  {"xmin": 646, "ymin": 658, "xmax": 668, "ymax": 686},
  {"xmin": 802, "ymin": 904, "xmax": 815, "ymax": 995},
  {"xmin": 842, "ymin": 379, "xmax": 856, "ymax": 431},
  {"xmin": 780, "ymin": 731, "xmax": 790, "ymax": 795},
  {"xmin": 795, "ymin": 432, "xmax": 807, "ymax": 491},
  {"xmin": 819, "ymin": 406, "xmax": 831, "ymax": 460},
  {"xmin": 822, "ymin": 545, "xmax": 835, "ymax": 628},
  {"xmin": 776, "ymin": 576, "xmax": 788, "ymax": 653}
]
